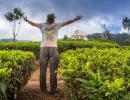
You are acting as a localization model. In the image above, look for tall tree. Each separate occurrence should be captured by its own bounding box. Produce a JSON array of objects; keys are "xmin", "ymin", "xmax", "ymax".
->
[
  {"xmin": 122, "ymin": 17, "xmax": 130, "ymax": 34},
  {"xmin": 5, "ymin": 8, "xmax": 23, "ymax": 42}
]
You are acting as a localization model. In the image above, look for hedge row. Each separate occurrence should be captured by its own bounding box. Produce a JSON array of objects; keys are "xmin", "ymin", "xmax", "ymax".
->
[
  {"xmin": 122, "ymin": 46, "xmax": 130, "ymax": 50},
  {"xmin": 0, "ymin": 42, "xmax": 40, "ymax": 58},
  {"xmin": 58, "ymin": 48, "xmax": 130, "ymax": 100},
  {"xmin": 0, "ymin": 40, "xmax": 119, "ymax": 58},
  {"xmin": 58, "ymin": 40, "xmax": 119, "ymax": 52},
  {"xmin": 0, "ymin": 50, "xmax": 35, "ymax": 100}
]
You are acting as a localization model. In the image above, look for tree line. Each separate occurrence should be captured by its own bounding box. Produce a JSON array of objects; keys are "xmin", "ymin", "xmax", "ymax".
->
[{"xmin": 87, "ymin": 33, "xmax": 130, "ymax": 46}]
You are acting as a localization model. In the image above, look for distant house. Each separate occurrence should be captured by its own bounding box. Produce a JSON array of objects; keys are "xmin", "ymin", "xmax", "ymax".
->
[{"xmin": 70, "ymin": 30, "xmax": 88, "ymax": 40}]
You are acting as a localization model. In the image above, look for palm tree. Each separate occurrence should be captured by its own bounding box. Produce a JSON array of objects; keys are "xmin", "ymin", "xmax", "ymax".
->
[
  {"xmin": 122, "ymin": 17, "xmax": 130, "ymax": 33},
  {"xmin": 5, "ymin": 8, "xmax": 23, "ymax": 42}
]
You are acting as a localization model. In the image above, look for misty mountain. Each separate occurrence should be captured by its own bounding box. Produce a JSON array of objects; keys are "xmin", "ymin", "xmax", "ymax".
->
[{"xmin": 87, "ymin": 33, "xmax": 130, "ymax": 45}]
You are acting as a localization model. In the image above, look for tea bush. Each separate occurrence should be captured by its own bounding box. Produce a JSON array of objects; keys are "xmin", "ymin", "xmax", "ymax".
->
[
  {"xmin": 122, "ymin": 46, "xmax": 130, "ymax": 50},
  {"xmin": 0, "ymin": 50, "xmax": 35, "ymax": 100},
  {"xmin": 58, "ymin": 48, "xmax": 130, "ymax": 100},
  {"xmin": 0, "ymin": 40, "xmax": 119, "ymax": 58}
]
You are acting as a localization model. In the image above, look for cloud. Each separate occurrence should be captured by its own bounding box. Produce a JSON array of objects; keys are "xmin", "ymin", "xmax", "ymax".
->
[
  {"xmin": 119, "ymin": 27, "xmax": 129, "ymax": 33},
  {"xmin": 0, "ymin": 15, "xmax": 125, "ymax": 41},
  {"xmin": 0, "ymin": 0, "xmax": 130, "ymax": 41},
  {"xmin": 0, "ymin": 16, "xmax": 12, "ymax": 38},
  {"xmin": 14, "ymin": 20, "xmax": 42, "ymax": 41},
  {"xmin": 59, "ymin": 16, "xmax": 123, "ymax": 38},
  {"xmin": 1, "ymin": 0, "xmax": 130, "ymax": 19}
]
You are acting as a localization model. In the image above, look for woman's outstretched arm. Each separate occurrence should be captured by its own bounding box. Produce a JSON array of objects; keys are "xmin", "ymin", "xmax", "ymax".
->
[
  {"xmin": 23, "ymin": 16, "xmax": 41, "ymax": 27},
  {"xmin": 61, "ymin": 15, "xmax": 82, "ymax": 27}
]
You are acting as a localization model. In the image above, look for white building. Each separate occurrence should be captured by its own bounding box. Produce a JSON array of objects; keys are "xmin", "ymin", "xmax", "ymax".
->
[{"xmin": 70, "ymin": 30, "xmax": 88, "ymax": 40}]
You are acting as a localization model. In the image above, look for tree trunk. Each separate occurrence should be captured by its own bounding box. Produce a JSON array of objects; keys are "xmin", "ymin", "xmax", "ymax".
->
[
  {"xmin": 12, "ymin": 20, "xmax": 16, "ymax": 42},
  {"xmin": 16, "ymin": 17, "xmax": 21, "ymax": 38},
  {"xmin": 13, "ymin": 34, "xmax": 16, "ymax": 42}
]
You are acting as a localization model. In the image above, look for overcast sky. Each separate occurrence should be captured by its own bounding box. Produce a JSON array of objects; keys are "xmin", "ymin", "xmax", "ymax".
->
[{"xmin": 0, "ymin": 0, "xmax": 130, "ymax": 41}]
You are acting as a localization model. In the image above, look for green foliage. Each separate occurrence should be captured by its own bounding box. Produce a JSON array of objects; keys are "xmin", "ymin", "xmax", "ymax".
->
[
  {"xmin": 5, "ymin": 8, "xmax": 23, "ymax": 22},
  {"xmin": 0, "ymin": 50, "xmax": 35, "ymax": 99},
  {"xmin": 122, "ymin": 46, "xmax": 130, "ymax": 50},
  {"xmin": 58, "ymin": 40, "xmax": 119, "ymax": 53},
  {"xmin": 58, "ymin": 48, "xmax": 130, "ymax": 100},
  {"xmin": 87, "ymin": 33, "xmax": 130, "ymax": 46},
  {"xmin": 0, "ymin": 40, "xmax": 119, "ymax": 58},
  {"xmin": 0, "ymin": 68, "xmax": 11, "ymax": 100},
  {"xmin": 4, "ymin": 12, "xmax": 14, "ymax": 22},
  {"xmin": 5, "ymin": 8, "xmax": 23, "ymax": 42},
  {"xmin": 0, "ymin": 68, "xmax": 12, "ymax": 79},
  {"xmin": 122, "ymin": 17, "xmax": 130, "ymax": 32},
  {"xmin": 0, "ymin": 42, "xmax": 40, "ymax": 58}
]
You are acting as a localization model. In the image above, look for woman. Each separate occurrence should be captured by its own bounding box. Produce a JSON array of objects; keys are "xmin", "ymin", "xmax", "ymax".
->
[{"xmin": 23, "ymin": 13, "xmax": 82, "ymax": 94}]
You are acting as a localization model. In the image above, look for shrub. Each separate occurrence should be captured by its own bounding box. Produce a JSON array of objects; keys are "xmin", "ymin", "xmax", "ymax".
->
[
  {"xmin": 122, "ymin": 46, "xmax": 130, "ymax": 50},
  {"xmin": 58, "ymin": 40, "xmax": 119, "ymax": 53},
  {"xmin": 0, "ymin": 50, "xmax": 35, "ymax": 100},
  {"xmin": 58, "ymin": 48, "xmax": 130, "ymax": 100},
  {"xmin": 0, "ymin": 42, "xmax": 40, "ymax": 58},
  {"xmin": 0, "ymin": 40, "xmax": 119, "ymax": 57}
]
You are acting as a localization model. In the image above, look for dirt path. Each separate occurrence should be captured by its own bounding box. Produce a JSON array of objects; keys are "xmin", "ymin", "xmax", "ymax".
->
[{"xmin": 17, "ymin": 61, "xmax": 70, "ymax": 100}]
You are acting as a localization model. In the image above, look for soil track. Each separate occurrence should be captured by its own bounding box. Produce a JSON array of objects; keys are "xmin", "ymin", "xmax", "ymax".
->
[{"xmin": 17, "ymin": 60, "xmax": 70, "ymax": 100}]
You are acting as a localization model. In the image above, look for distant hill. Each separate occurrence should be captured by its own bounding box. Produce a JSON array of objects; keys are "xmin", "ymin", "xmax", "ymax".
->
[
  {"xmin": 87, "ymin": 33, "xmax": 101, "ymax": 39},
  {"xmin": 0, "ymin": 38, "xmax": 30, "ymax": 42},
  {"xmin": 87, "ymin": 33, "xmax": 130, "ymax": 46}
]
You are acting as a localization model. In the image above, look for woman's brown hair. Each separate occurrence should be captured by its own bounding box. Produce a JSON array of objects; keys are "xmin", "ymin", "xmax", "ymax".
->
[{"xmin": 46, "ymin": 13, "xmax": 55, "ymax": 24}]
